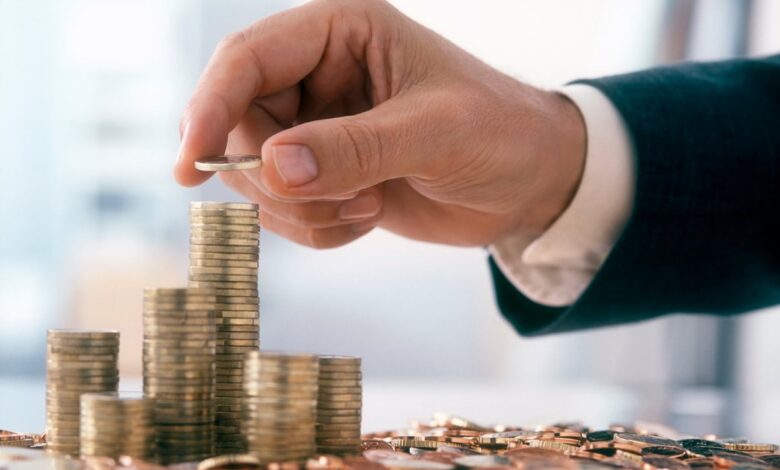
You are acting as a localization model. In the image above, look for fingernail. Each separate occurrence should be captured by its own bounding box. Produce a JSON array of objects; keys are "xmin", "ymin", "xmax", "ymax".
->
[
  {"xmin": 273, "ymin": 144, "xmax": 318, "ymax": 187},
  {"xmin": 339, "ymin": 193, "xmax": 380, "ymax": 220},
  {"xmin": 177, "ymin": 122, "xmax": 190, "ymax": 164}
]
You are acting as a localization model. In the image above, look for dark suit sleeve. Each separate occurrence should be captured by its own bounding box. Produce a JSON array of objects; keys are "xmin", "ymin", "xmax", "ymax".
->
[{"xmin": 491, "ymin": 54, "xmax": 780, "ymax": 336}]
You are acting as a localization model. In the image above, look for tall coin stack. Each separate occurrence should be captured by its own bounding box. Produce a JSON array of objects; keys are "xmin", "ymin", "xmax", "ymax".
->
[
  {"xmin": 79, "ymin": 392, "xmax": 155, "ymax": 459},
  {"xmin": 143, "ymin": 288, "xmax": 216, "ymax": 464},
  {"xmin": 316, "ymin": 356, "xmax": 363, "ymax": 455},
  {"xmin": 243, "ymin": 351, "xmax": 319, "ymax": 463},
  {"xmin": 46, "ymin": 329, "xmax": 119, "ymax": 456},
  {"xmin": 188, "ymin": 201, "xmax": 260, "ymax": 454}
]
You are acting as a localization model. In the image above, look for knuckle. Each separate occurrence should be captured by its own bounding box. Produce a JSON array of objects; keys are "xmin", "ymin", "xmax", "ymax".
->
[
  {"xmin": 216, "ymin": 32, "xmax": 245, "ymax": 51},
  {"xmin": 335, "ymin": 119, "xmax": 383, "ymax": 180},
  {"xmin": 306, "ymin": 229, "xmax": 327, "ymax": 249},
  {"xmin": 288, "ymin": 204, "xmax": 322, "ymax": 228}
]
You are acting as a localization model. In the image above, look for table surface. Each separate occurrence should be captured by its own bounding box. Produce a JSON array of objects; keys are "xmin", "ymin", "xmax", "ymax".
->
[{"xmin": 1, "ymin": 376, "xmax": 637, "ymax": 435}]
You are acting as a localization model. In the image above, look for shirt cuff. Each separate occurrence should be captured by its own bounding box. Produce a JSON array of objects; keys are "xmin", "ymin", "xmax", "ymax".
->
[{"xmin": 489, "ymin": 84, "xmax": 636, "ymax": 307}]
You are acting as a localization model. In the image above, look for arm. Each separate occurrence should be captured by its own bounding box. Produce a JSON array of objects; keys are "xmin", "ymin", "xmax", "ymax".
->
[{"xmin": 492, "ymin": 55, "xmax": 780, "ymax": 335}]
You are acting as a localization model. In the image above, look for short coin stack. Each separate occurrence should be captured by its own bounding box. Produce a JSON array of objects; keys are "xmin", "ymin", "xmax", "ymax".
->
[
  {"xmin": 189, "ymin": 201, "xmax": 260, "ymax": 454},
  {"xmin": 316, "ymin": 356, "xmax": 363, "ymax": 455},
  {"xmin": 46, "ymin": 329, "xmax": 119, "ymax": 456},
  {"xmin": 143, "ymin": 288, "xmax": 216, "ymax": 464},
  {"xmin": 243, "ymin": 351, "xmax": 319, "ymax": 463},
  {"xmin": 79, "ymin": 392, "xmax": 155, "ymax": 459}
]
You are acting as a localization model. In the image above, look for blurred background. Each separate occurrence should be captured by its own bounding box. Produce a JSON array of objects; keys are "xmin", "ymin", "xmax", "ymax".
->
[{"xmin": 1, "ymin": 0, "xmax": 779, "ymax": 440}]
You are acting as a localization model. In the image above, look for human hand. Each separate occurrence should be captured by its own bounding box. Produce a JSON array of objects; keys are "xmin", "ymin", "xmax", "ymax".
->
[{"xmin": 175, "ymin": 0, "xmax": 586, "ymax": 248}]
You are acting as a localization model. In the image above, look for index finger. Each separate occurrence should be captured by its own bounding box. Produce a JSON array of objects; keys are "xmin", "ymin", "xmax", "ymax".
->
[{"xmin": 174, "ymin": 2, "xmax": 332, "ymax": 186}]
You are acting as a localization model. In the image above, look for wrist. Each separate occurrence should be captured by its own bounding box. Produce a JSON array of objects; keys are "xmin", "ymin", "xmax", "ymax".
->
[{"xmin": 523, "ymin": 88, "xmax": 587, "ymax": 236}]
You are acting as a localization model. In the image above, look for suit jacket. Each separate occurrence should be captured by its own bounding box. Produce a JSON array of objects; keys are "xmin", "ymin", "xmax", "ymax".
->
[{"xmin": 491, "ymin": 54, "xmax": 780, "ymax": 336}]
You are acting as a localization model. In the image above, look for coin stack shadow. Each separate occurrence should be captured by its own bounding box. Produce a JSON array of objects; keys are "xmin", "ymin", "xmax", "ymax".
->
[
  {"xmin": 46, "ymin": 329, "xmax": 119, "ymax": 456},
  {"xmin": 79, "ymin": 392, "xmax": 155, "ymax": 459},
  {"xmin": 188, "ymin": 201, "xmax": 261, "ymax": 454},
  {"xmin": 243, "ymin": 351, "xmax": 319, "ymax": 463},
  {"xmin": 316, "ymin": 356, "xmax": 363, "ymax": 455},
  {"xmin": 143, "ymin": 288, "xmax": 216, "ymax": 464}
]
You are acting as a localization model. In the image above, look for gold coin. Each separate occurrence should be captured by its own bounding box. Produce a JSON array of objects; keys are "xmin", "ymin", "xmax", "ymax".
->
[
  {"xmin": 214, "ymin": 294, "xmax": 259, "ymax": 304},
  {"xmin": 191, "ymin": 260, "xmax": 260, "ymax": 270},
  {"xmin": 46, "ymin": 351, "xmax": 118, "ymax": 361},
  {"xmin": 197, "ymin": 453, "xmax": 261, "ymax": 470},
  {"xmin": 212, "ymin": 304, "xmax": 259, "ymax": 312},
  {"xmin": 316, "ymin": 402, "xmax": 362, "ymax": 411},
  {"xmin": 47, "ymin": 345, "xmax": 118, "ymax": 355},
  {"xmin": 47, "ymin": 367, "xmax": 118, "ymax": 376},
  {"xmin": 218, "ymin": 318, "xmax": 259, "ymax": 326},
  {"xmin": 142, "ymin": 303, "xmax": 216, "ymax": 312},
  {"xmin": 190, "ymin": 274, "xmax": 258, "ymax": 284},
  {"xmin": 191, "ymin": 201, "xmax": 258, "ymax": 211},
  {"xmin": 191, "ymin": 224, "xmax": 259, "ymax": 235},
  {"xmin": 47, "ymin": 329, "xmax": 119, "ymax": 339},
  {"xmin": 317, "ymin": 395, "xmax": 362, "ymax": 403},
  {"xmin": 318, "ymin": 356, "xmax": 361, "ymax": 365},
  {"xmin": 315, "ymin": 408, "xmax": 362, "ymax": 417},
  {"xmin": 317, "ymin": 379, "xmax": 362, "ymax": 388},
  {"xmin": 142, "ymin": 319, "xmax": 215, "ymax": 328},
  {"xmin": 144, "ymin": 286, "xmax": 216, "ymax": 296},
  {"xmin": 142, "ymin": 338, "xmax": 216, "ymax": 347},
  {"xmin": 143, "ymin": 324, "xmax": 216, "ymax": 333},
  {"xmin": 218, "ymin": 326, "xmax": 259, "ymax": 334},
  {"xmin": 142, "ymin": 289, "xmax": 217, "ymax": 300},
  {"xmin": 318, "ymin": 387, "xmax": 362, "ymax": 395},
  {"xmin": 190, "ymin": 211, "xmax": 259, "ymax": 222},
  {"xmin": 190, "ymin": 214, "xmax": 259, "ymax": 224},
  {"xmin": 190, "ymin": 228, "xmax": 260, "ymax": 239},
  {"xmin": 316, "ymin": 416, "xmax": 362, "ymax": 425},
  {"xmin": 220, "ymin": 311, "xmax": 260, "ymax": 319},
  {"xmin": 190, "ymin": 237, "xmax": 259, "ymax": 248},
  {"xmin": 46, "ymin": 338, "xmax": 119, "ymax": 348},
  {"xmin": 190, "ymin": 252, "xmax": 259, "ymax": 263},
  {"xmin": 318, "ymin": 371, "xmax": 362, "ymax": 380},
  {"xmin": 220, "ymin": 338, "xmax": 260, "ymax": 346},
  {"xmin": 143, "ymin": 363, "xmax": 214, "ymax": 373},
  {"xmin": 47, "ymin": 378, "xmax": 118, "ymax": 389},
  {"xmin": 190, "ymin": 280, "xmax": 258, "ymax": 290}
]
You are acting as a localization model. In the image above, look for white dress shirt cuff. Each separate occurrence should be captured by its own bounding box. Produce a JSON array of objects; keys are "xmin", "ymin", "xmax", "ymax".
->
[{"xmin": 489, "ymin": 84, "xmax": 636, "ymax": 307}]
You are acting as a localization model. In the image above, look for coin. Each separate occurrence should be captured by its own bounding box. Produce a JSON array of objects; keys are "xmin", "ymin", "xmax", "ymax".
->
[
  {"xmin": 190, "ymin": 214, "xmax": 259, "ymax": 225},
  {"xmin": 45, "ymin": 330, "xmax": 121, "ymax": 457},
  {"xmin": 195, "ymin": 154, "xmax": 263, "ymax": 171},
  {"xmin": 191, "ymin": 280, "xmax": 259, "ymax": 290}
]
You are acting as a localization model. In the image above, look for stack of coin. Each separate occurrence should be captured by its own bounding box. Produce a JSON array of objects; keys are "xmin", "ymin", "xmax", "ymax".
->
[
  {"xmin": 243, "ymin": 351, "xmax": 318, "ymax": 463},
  {"xmin": 46, "ymin": 329, "xmax": 120, "ymax": 456},
  {"xmin": 143, "ymin": 288, "xmax": 216, "ymax": 464},
  {"xmin": 316, "ymin": 356, "xmax": 362, "ymax": 455},
  {"xmin": 189, "ymin": 201, "xmax": 260, "ymax": 454},
  {"xmin": 79, "ymin": 392, "xmax": 155, "ymax": 459}
]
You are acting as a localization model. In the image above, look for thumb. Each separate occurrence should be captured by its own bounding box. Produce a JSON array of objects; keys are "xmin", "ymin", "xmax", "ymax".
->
[{"xmin": 256, "ymin": 95, "xmax": 448, "ymax": 200}]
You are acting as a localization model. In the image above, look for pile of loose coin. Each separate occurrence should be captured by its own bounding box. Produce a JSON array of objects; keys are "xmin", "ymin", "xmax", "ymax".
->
[
  {"xmin": 143, "ymin": 287, "xmax": 217, "ymax": 464},
  {"xmin": 316, "ymin": 356, "xmax": 362, "ymax": 455},
  {"xmin": 359, "ymin": 415, "xmax": 780, "ymax": 470},
  {"xmin": 243, "ymin": 351, "xmax": 319, "ymax": 463},
  {"xmin": 79, "ymin": 392, "xmax": 154, "ymax": 459},
  {"xmin": 189, "ymin": 201, "xmax": 261, "ymax": 454},
  {"xmin": 46, "ymin": 329, "xmax": 119, "ymax": 456}
]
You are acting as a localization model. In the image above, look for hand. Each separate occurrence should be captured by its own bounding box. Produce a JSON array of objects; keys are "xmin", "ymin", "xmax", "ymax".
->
[{"xmin": 175, "ymin": 0, "xmax": 586, "ymax": 249}]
